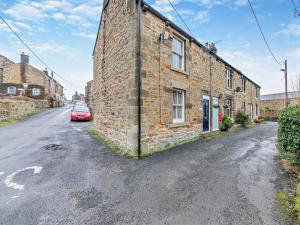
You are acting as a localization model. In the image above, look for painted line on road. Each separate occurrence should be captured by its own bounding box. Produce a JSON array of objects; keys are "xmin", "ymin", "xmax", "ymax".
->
[{"xmin": 4, "ymin": 166, "xmax": 43, "ymax": 191}]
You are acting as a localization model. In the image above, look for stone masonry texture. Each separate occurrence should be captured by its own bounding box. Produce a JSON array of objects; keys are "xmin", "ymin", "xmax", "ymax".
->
[{"xmin": 93, "ymin": 1, "xmax": 261, "ymax": 155}]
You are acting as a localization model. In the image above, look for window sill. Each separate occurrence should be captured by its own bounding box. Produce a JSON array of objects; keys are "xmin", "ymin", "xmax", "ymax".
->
[
  {"xmin": 170, "ymin": 122, "xmax": 189, "ymax": 128},
  {"xmin": 170, "ymin": 67, "xmax": 189, "ymax": 76}
]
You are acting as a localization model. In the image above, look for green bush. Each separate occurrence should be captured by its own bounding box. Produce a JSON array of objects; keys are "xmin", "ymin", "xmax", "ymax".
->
[
  {"xmin": 235, "ymin": 110, "xmax": 249, "ymax": 127},
  {"xmin": 221, "ymin": 116, "xmax": 234, "ymax": 131},
  {"xmin": 278, "ymin": 106, "xmax": 300, "ymax": 163}
]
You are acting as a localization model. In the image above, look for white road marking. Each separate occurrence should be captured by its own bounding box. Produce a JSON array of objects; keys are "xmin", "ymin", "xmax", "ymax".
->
[
  {"xmin": 0, "ymin": 172, "xmax": 4, "ymax": 176},
  {"xmin": 4, "ymin": 166, "xmax": 43, "ymax": 191},
  {"xmin": 11, "ymin": 196, "xmax": 19, "ymax": 199}
]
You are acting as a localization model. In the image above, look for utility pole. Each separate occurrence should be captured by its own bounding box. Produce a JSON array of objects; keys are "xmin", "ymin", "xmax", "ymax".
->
[
  {"xmin": 0, "ymin": 68, "xmax": 3, "ymax": 94},
  {"xmin": 281, "ymin": 60, "xmax": 288, "ymax": 108},
  {"xmin": 284, "ymin": 60, "xmax": 288, "ymax": 108}
]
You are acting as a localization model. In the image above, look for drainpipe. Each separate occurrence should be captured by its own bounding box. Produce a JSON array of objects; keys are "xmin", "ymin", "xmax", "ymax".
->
[{"xmin": 137, "ymin": 0, "xmax": 142, "ymax": 158}]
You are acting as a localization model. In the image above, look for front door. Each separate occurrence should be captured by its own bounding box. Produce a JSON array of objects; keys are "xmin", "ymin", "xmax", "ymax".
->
[
  {"xmin": 203, "ymin": 95, "xmax": 210, "ymax": 132},
  {"xmin": 212, "ymin": 97, "xmax": 219, "ymax": 131}
]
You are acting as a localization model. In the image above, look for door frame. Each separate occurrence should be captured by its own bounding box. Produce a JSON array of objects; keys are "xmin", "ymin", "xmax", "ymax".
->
[
  {"xmin": 212, "ymin": 96, "xmax": 219, "ymax": 131},
  {"xmin": 202, "ymin": 95, "xmax": 210, "ymax": 133}
]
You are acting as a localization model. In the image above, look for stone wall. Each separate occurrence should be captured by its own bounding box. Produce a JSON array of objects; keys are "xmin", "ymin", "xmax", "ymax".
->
[
  {"xmin": 0, "ymin": 97, "xmax": 48, "ymax": 121},
  {"xmin": 93, "ymin": 0, "xmax": 138, "ymax": 154},
  {"xmin": 139, "ymin": 7, "xmax": 260, "ymax": 154}
]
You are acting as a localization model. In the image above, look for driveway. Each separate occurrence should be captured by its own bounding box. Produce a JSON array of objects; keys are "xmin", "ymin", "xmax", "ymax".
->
[{"xmin": 0, "ymin": 106, "xmax": 288, "ymax": 225}]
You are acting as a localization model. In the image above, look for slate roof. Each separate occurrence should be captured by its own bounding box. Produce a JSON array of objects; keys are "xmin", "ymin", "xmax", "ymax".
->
[{"xmin": 261, "ymin": 91, "xmax": 300, "ymax": 101}]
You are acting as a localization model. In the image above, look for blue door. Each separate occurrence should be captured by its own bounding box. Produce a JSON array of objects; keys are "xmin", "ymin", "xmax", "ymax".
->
[
  {"xmin": 203, "ymin": 96, "xmax": 210, "ymax": 132},
  {"xmin": 212, "ymin": 97, "xmax": 219, "ymax": 131}
]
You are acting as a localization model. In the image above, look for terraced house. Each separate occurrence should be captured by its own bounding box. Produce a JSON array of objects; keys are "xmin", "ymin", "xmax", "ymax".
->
[
  {"xmin": 92, "ymin": 0, "xmax": 261, "ymax": 156},
  {"xmin": 0, "ymin": 53, "xmax": 64, "ymax": 106}
]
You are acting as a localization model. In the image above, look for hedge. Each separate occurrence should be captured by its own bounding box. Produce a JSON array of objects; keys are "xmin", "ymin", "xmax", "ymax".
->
[{"xmin": 278, "ymin": 106, "xmax": 300, "ymax": 159}]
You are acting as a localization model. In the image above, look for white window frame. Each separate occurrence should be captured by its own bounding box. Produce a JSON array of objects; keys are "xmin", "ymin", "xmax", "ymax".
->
[
  {"xmin": 241, "ymin": 77, "xmax": 246, "ymax": 93},
  {"xmin": 172, "ymin": 36, "xmax": 185, "ymax": 70},
  {"xmin": 226, "ymin": 68, "xmax": 233, "ymax": 89},
  {"xmin": 255, "ymin": 87, "xmax": 259, "ymax": 99},
  {"xmin": 172, "ymin": 89, "xmax": 185, "ymax": 123},
  {"xmin": 32, "ymin": 88, "xmax": 41, "ymax": 96},
  {"xmin": 7, "ymin": 86, "xmax": 17, "ymax": 95},
  {"xmin": 224, "ymin": 98, "xmax": 233, "ymax": 118}
]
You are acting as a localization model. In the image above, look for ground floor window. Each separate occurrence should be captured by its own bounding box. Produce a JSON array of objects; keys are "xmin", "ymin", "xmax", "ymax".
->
[
  {"xmin": 32, "ymin": 88, "xmax": 41, "ymax": 96},
  {"xmin": 255, "ymin": 104, "xmax": 258, "ymax": 116},
  {"xmin": 224, "ymin": 98, "xmax": 233, "ymax": 118},
  {"xmin": 7, "ymin": 86, "xmax": 17, "ymax": 95},
  {"xmin": 173, "ymin": 89, "xmax": 185, "ymax": 123}
]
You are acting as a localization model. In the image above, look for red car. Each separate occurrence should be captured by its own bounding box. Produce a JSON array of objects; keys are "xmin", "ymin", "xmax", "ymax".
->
[{"xmin": 71, "ymin": 106, "xmax": 92, "ymax": 121}]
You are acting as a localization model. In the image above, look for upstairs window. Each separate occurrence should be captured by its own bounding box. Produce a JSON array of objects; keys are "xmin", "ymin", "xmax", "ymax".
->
[
  {"xmin": 226, "ymin": 68, "xmax": 233, "ymax": 89},
  {"xmin": 7, "ymin": 86, "xmax": 17, "ymax": 95},
  {"xmin": 172, "ymin": 89, "xmax": 185, "ymax": 123},
  {"xmin": 255, "ymin": 87, "xmax": 259, "ymax": 98},
  {"xmin": 172, "ymin": 36, "xmax": 185, "ymax": 70},
  {"xmin": 241, "ymin": 77, "xmax": 246, "ymax": 93}
]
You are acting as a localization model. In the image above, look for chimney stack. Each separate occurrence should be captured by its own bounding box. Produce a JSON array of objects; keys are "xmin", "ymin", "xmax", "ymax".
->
[
  {"xmin": 43, "ymin": 68, "xmax": 48, "ymax": 76},
  {"xmin": 206, "ymin": 43, "xmax": 218, "ymax": 55},
  {"xmin": 21, "ymin": 52, "xmax": 29, "ymax": 64},
  {"xmin": 51, "ymin": 71, "xmax": 54, "ymax": 79}
]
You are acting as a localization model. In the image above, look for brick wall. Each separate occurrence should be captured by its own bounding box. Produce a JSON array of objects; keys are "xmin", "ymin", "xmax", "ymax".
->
[{"xmin": 93, "ymin": 0, "xmax": 138, "ymax": 154}]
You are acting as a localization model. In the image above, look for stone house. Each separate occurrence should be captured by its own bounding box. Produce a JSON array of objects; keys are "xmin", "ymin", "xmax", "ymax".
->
[
  {"xmin": 0, "ymin": 53, "xmax": 64, "ymax": 105},
  {"xmin": 85, "ymin": 80, "xmax": 94, "ymax": 111},
  {"xmin": 261, "ymin": 91, "xmax": 300, "ymax": 112},
  {"xmin": 92, "ymin": 0, "xmax": 261, "ymax": 156}
]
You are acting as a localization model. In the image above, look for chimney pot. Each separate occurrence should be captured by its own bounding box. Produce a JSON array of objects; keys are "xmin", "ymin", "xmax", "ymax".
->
[{"xmin": 21, "ymin": 53, "xmax": 29, "ymax": 64}]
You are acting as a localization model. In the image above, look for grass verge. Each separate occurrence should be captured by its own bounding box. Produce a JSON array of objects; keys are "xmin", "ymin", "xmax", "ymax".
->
[
  {"xmin": 88, "ymin": 129, "xmax": 138, "ymax": 159},
  {"xmin": 276, "ymin": 160, "xmax": 300, "ymax": 225}
]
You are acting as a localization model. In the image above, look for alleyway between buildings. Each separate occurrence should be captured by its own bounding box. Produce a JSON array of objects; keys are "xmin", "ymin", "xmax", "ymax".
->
[{"xmin": 0, "ymin": 106, "xmax": 289, "ymax": 225}]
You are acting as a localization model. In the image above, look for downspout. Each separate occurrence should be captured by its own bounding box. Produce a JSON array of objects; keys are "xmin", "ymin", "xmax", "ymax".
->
[{"xmin": 137, "ymin": 0, "xmax": 142, "ymax": 158}]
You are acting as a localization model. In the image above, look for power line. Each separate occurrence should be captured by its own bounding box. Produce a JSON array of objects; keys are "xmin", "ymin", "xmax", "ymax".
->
[
  {"xmin": 0, "ymin": 15, "xmax": 80, "ymax": 89},
  {"xmin": 167, "ymin": 0, "xmax": 195, "ymax": 38},
  {"xmin": 290, "ymin": 0, "xmax": 297, "ymax": 11},
  {"xmin": 247, "ymin": 0, "xmax": 283, "ymax": 65}
]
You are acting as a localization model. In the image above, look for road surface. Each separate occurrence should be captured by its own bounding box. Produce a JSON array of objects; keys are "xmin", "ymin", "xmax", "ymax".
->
[{"xmin": 0, "ymin": 106, "xmax": 289, "ymax": 225}]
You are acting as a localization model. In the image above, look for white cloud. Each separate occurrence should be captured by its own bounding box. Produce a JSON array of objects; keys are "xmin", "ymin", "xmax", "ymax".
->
[
  {"xmin": 194, "ymin": 11, "xmax": 210, "ymax": 24},
  {"xmin": 52, "ymin": 12, "xmax": 66, "ymax": 21},
  {"xmin": 4, "ymin": 2, "xmax": 47, "ymax": 21},
  {"xmin": 73, "ymin": 32, "xmax": 96, "ymax": 40},
  {"xmin": 276, "ymin": 22, "xmax": 300, "ymax": 36}
]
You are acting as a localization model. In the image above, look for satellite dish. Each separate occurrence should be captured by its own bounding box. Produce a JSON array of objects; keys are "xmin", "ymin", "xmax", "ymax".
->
[{"xmin": 235, "ymin": 87, "xmax": 241, "ymax": 93}]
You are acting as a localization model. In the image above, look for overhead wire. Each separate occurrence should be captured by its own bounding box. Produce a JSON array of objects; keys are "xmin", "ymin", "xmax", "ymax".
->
[
  {"xmin": 247, "ymin": 0, "xmax": 283, "ymax": 65},
  {"xmin": 167, "ymin": 0, "xmax": 195, "ymax": 38},
  {"xmin": 0, "ymin": 15, "xmax": 81, "ymax": 89}
]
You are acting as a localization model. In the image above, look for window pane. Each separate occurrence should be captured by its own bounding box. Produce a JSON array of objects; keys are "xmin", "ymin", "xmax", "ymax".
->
[
  {"xmin": 173, "ymin": 91, "xmax": 177, "ymax": 104},
  {"xmin": 178, "ymin": 91, "xmax": 183, "ymax": 105},
  {"xmin": 177, "ymin": 106, "xmax": 182, "ymax": 119},
  {"xmin": 173, "ymin": 106, "xmax": 177, "ymax": 119}
]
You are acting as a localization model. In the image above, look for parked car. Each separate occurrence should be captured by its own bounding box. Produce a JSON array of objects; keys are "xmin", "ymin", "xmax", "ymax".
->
[{"xmin": 71, "ymin": 106, "xmax": 92, "ymax": 121}]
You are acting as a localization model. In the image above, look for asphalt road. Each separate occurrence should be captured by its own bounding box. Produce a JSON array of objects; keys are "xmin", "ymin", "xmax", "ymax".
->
[{"xmin": 0, "ymin": 106, "xmax": 289, "ymax": 225}]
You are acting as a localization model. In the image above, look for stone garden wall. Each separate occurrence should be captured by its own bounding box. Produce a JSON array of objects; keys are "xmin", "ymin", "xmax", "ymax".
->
[{"xmin": 0, "ymin": 97, "xmax": 49, "ymax": 121}]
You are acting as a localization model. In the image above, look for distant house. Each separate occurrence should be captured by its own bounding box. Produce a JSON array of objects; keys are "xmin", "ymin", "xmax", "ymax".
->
[
  {"xmin": 0, "ymin": 53, "xmax": 64, "ymax": 106},
  {"xmin": 261, "ymin": 91, "xmax": 300, "ymax": 110},
  {"xmin": 85, "ymin": 80, "xmax": 94, "ymax": 111},
  {"xmin": 72, "ymin": 91, "xmax": 85, "ymax": 102}
]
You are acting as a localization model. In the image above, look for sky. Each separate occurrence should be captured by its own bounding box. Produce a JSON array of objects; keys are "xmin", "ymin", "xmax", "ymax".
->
[{"xmin": 0, "ymin": 0, "xmax": 299, "ymax": 99}]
